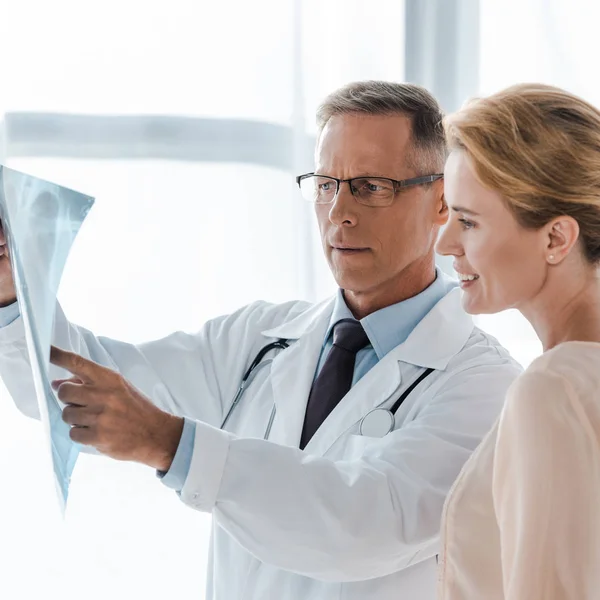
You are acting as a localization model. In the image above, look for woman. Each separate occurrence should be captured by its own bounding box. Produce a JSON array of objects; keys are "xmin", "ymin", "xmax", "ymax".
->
[{"xmin": 436, "ymin": 83, "xmax": 600, "ymax": 599}]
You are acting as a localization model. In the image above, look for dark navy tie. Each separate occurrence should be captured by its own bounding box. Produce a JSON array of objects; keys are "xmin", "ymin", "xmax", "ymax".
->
[{"xmin": 300, "ymin": 319, "xmax": 370, "ymax": 449}]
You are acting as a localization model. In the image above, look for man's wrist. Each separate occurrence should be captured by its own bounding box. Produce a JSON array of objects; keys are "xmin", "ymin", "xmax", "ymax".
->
[{"xmin": 149, "ymin": 414, "xmax": 185, "ymax": 472}]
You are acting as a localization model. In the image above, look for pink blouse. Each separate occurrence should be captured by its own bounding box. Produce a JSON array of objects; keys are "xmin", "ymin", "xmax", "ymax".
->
[{"xmin": 438, "ymin": 342, "xmax": 600, "ymax": 600}]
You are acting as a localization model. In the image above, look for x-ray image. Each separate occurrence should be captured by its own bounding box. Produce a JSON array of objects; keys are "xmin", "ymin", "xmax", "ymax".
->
[{"xmin": 0, "ymin": 166, "xmax": 94, "ymax": 511}]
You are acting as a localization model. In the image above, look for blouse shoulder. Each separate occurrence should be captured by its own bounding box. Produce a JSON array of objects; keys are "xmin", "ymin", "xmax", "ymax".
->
[{"xmin": 504, "ymin": 342, "xmax": 600, "ymax": 427}]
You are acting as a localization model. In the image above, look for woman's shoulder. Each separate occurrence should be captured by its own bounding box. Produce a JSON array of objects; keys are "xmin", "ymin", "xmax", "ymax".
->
[
  {"xmin": 509, "ymin": 341, "xmax": 600, "ymax": 408},
  {"xmin": 498, "ymin": 343, "xmax": 600, "ymax": 455},
  {"xmin": 528, "ymin": 341, "xmax": 600, "ymax": 377}
]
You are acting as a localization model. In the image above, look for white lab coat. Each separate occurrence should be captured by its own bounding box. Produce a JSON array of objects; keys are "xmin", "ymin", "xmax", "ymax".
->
[{"xmin": 0, "ymin": 286, "xmax": 521, "ymax": 600}]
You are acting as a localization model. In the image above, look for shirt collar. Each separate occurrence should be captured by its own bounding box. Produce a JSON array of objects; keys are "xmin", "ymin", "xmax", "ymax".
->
[{"xmin": 324, "ymin": 268, "xmax": 457, "ymax": 359}]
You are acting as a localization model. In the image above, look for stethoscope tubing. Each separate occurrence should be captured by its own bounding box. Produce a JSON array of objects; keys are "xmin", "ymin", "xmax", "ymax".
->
[
  {"xmin": 220, "ymin": 339, "xmax": 289, "ymax": 430},
  {"xmin": 220, "ymin": 340, "xmax": 435, "ymax": 439}
]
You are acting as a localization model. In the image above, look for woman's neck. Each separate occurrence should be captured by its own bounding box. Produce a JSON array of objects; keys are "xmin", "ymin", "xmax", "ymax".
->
[{"xmin": 522, "ymin": 271, "xmax": 600, "ymax": 351}]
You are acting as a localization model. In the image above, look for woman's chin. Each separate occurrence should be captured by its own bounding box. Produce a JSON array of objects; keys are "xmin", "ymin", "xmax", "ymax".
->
[
  {"xmin": 461, "ymin": 291, "xmax": 489, "ymax": 315},
  {"xmin": 461, "ymin": 295, "xmax": 504, "ymax": 316},
  {"xmin": 461, "ymin": 301, "xmax": 481, "ymax": 315}
]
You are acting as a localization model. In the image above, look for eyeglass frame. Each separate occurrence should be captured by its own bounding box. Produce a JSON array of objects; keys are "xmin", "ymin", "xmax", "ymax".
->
[{"xmin": 295, "ymin": 172, "xmax": 444, "ymax": 206}]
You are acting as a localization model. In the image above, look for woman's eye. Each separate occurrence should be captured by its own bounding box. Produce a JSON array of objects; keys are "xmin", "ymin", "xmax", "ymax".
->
[{"xmin": 458, "ymin": 217, "xmax": 476, "ymax": 229}]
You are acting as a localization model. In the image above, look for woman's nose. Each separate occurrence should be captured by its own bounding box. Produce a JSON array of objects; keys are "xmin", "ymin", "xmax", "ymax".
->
[{"xmin": 436, "ymin": 221, "xmax": 460, "ymax": 257}]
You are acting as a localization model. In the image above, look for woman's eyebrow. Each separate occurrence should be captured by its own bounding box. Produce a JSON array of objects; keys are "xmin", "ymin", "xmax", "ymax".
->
[{"xmin": 451, "ymin": 205, "xmax": 480, "ymax": 216}]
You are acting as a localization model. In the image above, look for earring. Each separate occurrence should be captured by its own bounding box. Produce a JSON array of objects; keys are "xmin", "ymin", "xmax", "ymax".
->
[{"xmin": 549, "ymin": 254, "xmax": 555, "ymax": 262}]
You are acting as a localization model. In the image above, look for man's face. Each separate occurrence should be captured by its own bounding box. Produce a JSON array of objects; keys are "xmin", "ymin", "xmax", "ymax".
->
[{"xmin": 315, "ymin": 114, "xmax": 446, "ymax": 308}]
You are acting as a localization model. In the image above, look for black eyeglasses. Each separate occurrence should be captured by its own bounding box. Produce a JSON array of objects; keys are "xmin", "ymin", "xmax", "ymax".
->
[{"xmin": 296, "ymin": 173, "xmax": 443, "ymax": 207}]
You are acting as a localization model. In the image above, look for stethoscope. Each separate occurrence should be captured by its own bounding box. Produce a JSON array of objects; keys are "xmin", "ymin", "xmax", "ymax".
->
[
  {"xmin": 358, "ymin": 366, "xmax": 435, "ymax": 436},
  {"xmin": 220, "ymin": 339, "xmax": 436, "ymax": 440},
  {"xmin": 220, "ymin": 339, "xmax": 290, "ymax": 437}
]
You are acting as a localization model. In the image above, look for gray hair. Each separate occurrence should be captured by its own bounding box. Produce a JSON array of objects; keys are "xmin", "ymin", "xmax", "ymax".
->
[{"xmin": 317, "ymin": 80, "xmax": 447, "ymax": 173}]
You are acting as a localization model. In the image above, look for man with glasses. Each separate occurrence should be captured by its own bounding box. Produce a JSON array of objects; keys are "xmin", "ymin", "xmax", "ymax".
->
[
  {"xmin": 297, "ymin": 173, "xmax": 443, "ymax": 207},
  {"xmin": 0, "ymin": 81, "xmax": 520, "ymax": 600}
]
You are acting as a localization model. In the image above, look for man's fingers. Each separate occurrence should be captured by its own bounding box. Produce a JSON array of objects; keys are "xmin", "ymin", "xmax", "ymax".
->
[
  {"xmin": 51, "ymin": 376, "xmax": 83, "ymax": 390},
  {"xmin": 62, "ymin": 405, "xmax": 97, "ymax": 427},
  {"xmin": 50, "ymin": 346, "xmax": 102, "ymax": 383},
  {"xmin": 69, "ymin": 425, "xmax": 96, "ymax": 446},
  {"xmin": 54, "ymin": 381, "xmax": 89, "ymax": 406}
]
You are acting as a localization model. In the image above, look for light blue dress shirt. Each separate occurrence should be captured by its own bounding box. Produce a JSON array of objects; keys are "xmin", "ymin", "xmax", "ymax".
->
[
  {"xmin": 0, "ymin": 269, "xmax": 456, "ymax": 492},
  {"xmin": 0, "ymin": 302, "xmax": 20, "ymax": 327}
]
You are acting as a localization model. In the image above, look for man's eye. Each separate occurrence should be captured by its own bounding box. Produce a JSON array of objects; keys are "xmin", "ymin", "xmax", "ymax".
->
[{"xmin": 358, "ymin": 179, "xmax": 393, "ymax": 194}]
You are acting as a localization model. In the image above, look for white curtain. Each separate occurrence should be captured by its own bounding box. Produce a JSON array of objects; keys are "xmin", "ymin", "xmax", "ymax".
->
[
  {"xmin": 0, "ymin": 1, "xmax": 406, "ymax": 598},
  {"xmin": 475, "ymin": 0, "xmax": 600, "ymax": 367}
]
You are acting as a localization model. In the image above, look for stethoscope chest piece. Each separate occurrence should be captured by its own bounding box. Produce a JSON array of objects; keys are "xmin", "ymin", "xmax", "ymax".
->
[{"xmin": 359, "ymin": 408, "xmax": 395, "ymax": 438}]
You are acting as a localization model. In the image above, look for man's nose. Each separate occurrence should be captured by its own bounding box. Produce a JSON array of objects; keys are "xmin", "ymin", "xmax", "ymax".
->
[
  {"xmin": 328, "ymin": 182, "xmax": 358, "ymax": 225},
  {"xmin": 0, "ymin": 222, "xmax": 5, "ymax": 245}
]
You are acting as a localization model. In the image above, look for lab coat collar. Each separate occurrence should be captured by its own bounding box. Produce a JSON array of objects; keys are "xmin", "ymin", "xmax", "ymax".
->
[
  {"xmin": 261, "ymin": 284, "xmax": 472, "ymax": 371},
  {"xmin": 304, "ymin": 287, "xmax": 474, "ymax": 454},
  {"xmin": 260, "ymin": 296, "xmax": 336, "ymax": 341},
  {"xmin": 388, "ymin": 286, "xmax": 473, "ymax": 370},
  {"xmin": 324, "ymin": 268, "xmax": 454, "ymax": 360}
]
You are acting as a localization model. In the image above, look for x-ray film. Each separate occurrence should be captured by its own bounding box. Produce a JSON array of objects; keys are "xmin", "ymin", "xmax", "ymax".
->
[{"xmin": 0, "ymin": 166, "xmax": 94, "ymax": 511}]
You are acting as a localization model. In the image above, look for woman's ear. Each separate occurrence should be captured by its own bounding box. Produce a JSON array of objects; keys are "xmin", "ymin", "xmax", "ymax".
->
[{"xmin": 545, "ymin": 216, "xmax": 580, "ymax": 264}]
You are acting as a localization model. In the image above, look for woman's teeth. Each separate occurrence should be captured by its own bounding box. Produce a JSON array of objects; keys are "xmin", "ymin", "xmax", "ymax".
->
[{"xmin": 458, "ymin": 273, "xmax": 479, "ymax": 282}]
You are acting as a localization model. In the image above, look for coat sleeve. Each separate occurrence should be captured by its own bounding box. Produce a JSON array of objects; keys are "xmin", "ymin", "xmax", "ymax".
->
[
  {"xmin": 492, "ymin": 371, "xmax": 600, "ymax": 600},
  {"xmin": 178, "ymin": 354, "xmax": 521, "ymax": 582},
  {"xmin": 0, "ymin": 300, "xmax": 301, "ymax": 427}
]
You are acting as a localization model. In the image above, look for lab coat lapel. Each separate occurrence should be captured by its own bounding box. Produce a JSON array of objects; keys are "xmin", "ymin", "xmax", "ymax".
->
[
  {"xmin": 262, "ymin": 299, "xmax": 334, "ymax": 447},
  {"xmin": 303, "ymin": 287, "xmax": 474, "ymax": 456}
]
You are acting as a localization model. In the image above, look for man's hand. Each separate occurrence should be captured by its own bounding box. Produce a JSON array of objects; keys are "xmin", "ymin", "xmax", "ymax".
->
[
  {"xmin": 0, "ymin": 220, "xmax": 17, "ymax": 307},
  {"xmin": 50, "ymin": 346, "xmax": 184, "ymax": 471}
]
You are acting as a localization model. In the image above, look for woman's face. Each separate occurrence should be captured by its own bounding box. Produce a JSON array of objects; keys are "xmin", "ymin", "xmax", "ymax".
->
[{"xmin": 436, "ymin": 151, "xmax": 549, "ymax": 314}]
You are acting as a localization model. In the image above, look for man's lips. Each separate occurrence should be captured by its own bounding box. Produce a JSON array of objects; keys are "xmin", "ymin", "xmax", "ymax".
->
[{"xmin": 331, "ymin": 245, "xmax": 369, "ymax": 252}]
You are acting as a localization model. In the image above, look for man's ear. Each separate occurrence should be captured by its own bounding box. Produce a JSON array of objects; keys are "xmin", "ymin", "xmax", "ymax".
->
[{"xmin": 434, "ymin": 185, "xmax": 449, "ymax": 226}]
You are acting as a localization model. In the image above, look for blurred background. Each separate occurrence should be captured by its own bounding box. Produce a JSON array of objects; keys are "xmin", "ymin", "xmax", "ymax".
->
[{"xmin": 0, "ymin": 0, "xmax": 595, "ymax": 597}]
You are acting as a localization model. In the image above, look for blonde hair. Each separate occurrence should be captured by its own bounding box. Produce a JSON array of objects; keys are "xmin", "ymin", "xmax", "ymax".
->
[{"xmin": 444, "ymin": 83, "xmax": 600, "ymax": 263}]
